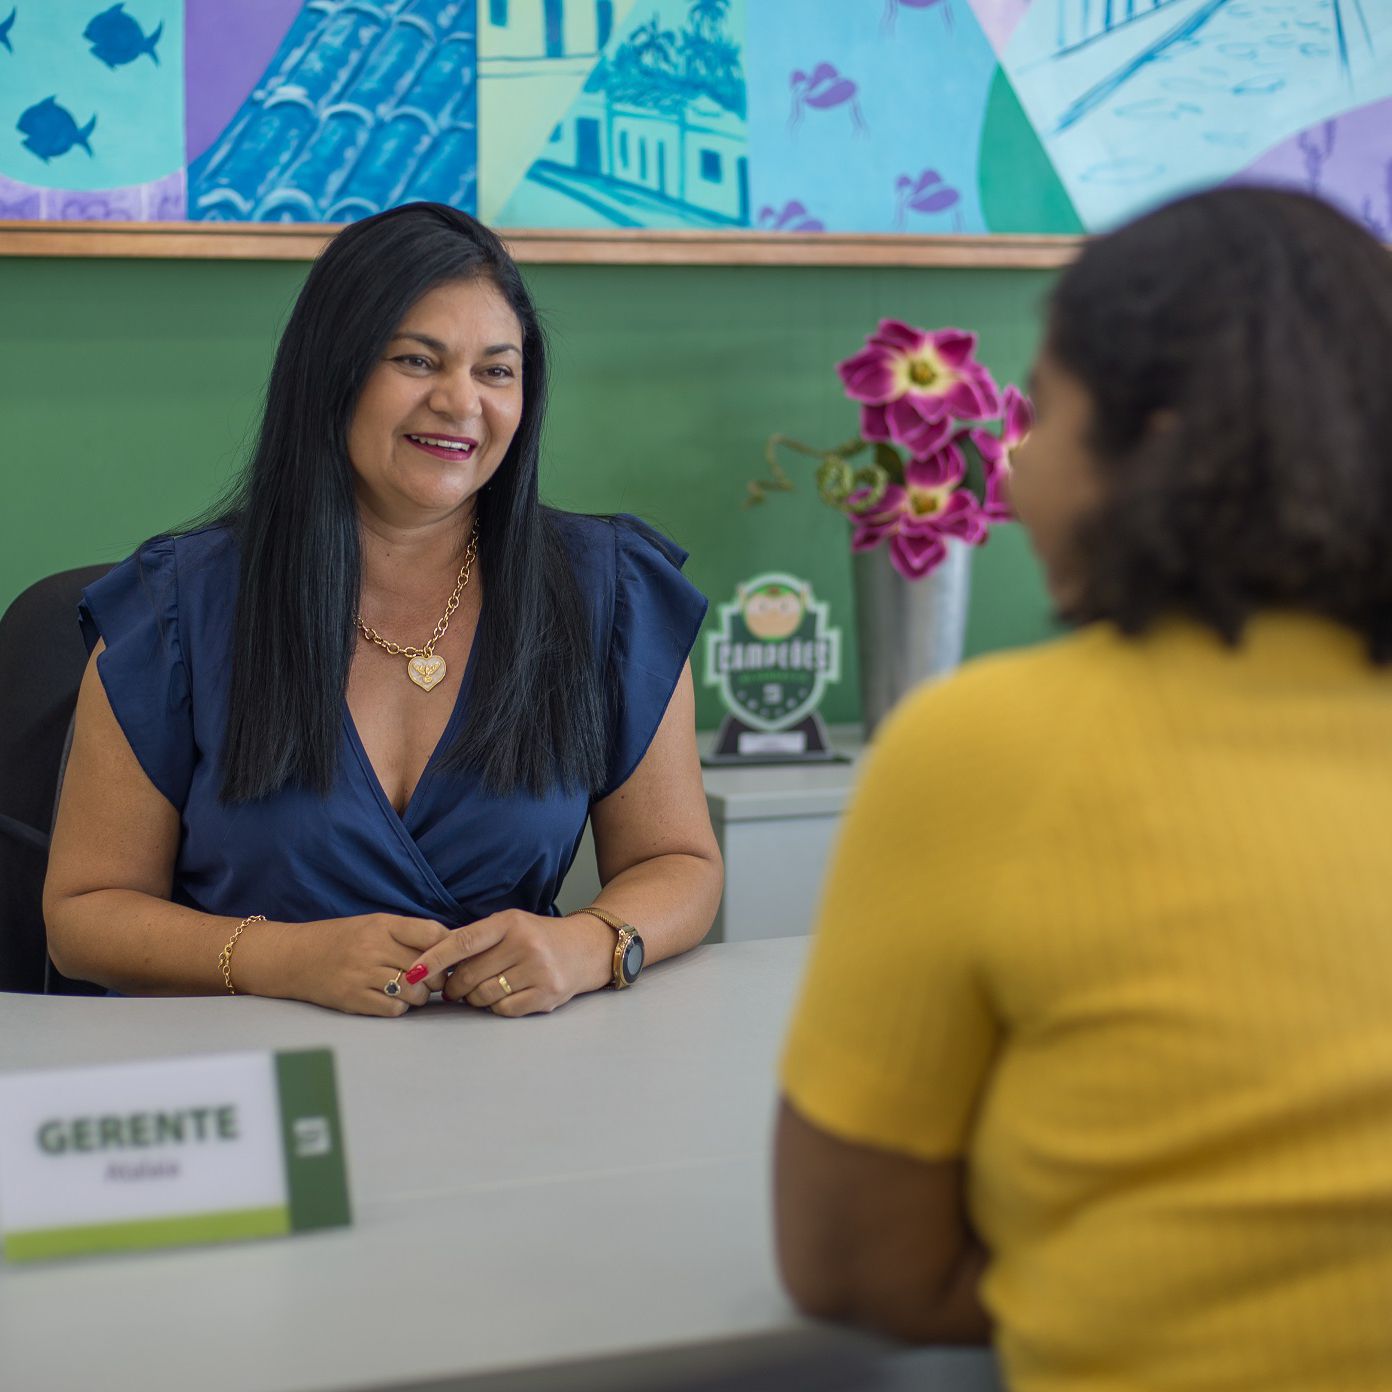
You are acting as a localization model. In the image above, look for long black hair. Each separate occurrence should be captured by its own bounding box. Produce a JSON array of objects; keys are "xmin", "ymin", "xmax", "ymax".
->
[
  {"xmin": 217, "ymin": 202, "xmax": 607, "ymax": 802},
  {"xmin": 1049, "ymin": 186, "xmax": 1392, "ymax": 660}
]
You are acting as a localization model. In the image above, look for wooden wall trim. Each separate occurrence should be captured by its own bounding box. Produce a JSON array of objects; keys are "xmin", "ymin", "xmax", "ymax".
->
[{"xmin": 0, "ymin": 221, "xmax": 1084, "ymax": 268}]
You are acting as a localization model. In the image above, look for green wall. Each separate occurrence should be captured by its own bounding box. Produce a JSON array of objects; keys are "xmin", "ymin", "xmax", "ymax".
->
[{"xmin": 0, "ymin": 255, "xmax": 1057, "ymax": 727}]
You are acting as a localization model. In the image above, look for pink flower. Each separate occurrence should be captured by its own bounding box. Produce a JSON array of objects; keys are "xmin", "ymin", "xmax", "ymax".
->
[
  {"xmin": 848, "ymin": 441, "xmax": 988, "ymax": 580},
  {"xmin": 838, "ymin": 320, "xmax": 1002, "ymax": 456},
  {"xmin": 968, "ymin": 385, "xmax": 1034, "ymax": 521}
]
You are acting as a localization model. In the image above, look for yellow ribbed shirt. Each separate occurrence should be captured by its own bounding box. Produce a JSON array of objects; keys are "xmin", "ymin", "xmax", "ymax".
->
[{"xmin": 781, "ymin": 615, "xmax": 1392, "ymax": 1392}]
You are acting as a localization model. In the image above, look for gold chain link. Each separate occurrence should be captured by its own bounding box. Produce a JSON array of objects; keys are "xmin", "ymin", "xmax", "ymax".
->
[
  {"xmin": 356, "ymin": 522, "xmax": 479, "ymax": 659},
  {"xmin": 218, "ymin": 914, "xmax": 267, "ymax": 995}
]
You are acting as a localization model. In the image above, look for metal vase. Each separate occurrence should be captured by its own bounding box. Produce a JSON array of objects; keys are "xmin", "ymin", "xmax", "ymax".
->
[{"xmin": 853, "ymin": 538, "xmax": 972, "ymax": 739}]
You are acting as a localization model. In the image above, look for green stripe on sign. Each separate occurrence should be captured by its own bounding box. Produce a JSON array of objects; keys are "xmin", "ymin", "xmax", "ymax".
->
[
  {"xmin": 5, "ymin": 1206, "xmax": 289, "ymax": 1261},
  {"xmin": 274, "ymin": 1049, "xmax": 351, "ymax": 1232}
]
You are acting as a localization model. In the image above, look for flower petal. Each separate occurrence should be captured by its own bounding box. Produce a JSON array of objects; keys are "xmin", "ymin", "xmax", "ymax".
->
[
  {"xmin": 967, "ymin": 426, "xmax": 1014, "ymax": 518},
  {"xmin": 887, "ymin": 399, "xmax": 955, "ymax": 455},
  {"xmin": 868, "ymin": 319, "xmax": 928, "ymax": 354},
  {"xmin": 837, "ymin": 347, "xmax": 900, "ymax": 404},
  {"xmin": 929, "ymin": 329, "xmax": 978, "ymax": 369},
  {"xmin": 937, "ymin": 491, "xmax": 990, "ymax": 544},
  {"xmin": 852, "ymin": 512, "xmax": 903, "ymax": 539},
  {"xmin": 891, "ymin": 530, "xmax": 947, "ymax": 578},
  {"xmin": 885, "ymin": 395, "xmax": 930, "ymax": 443},
  {"xmin": 906, "ymin": 442, "xmax": 967, "ymax": 488},
  {"xmin": 1003, "ymin": 385, "xmax": 1034, "ymax": 445},
  {"xmin": 860, "ymin": 403, "xmax": 892, "ymax": 441},
  {"xmin": 903, "ymin": 389, "xmax": 952, "ymax": 421},
  {"xmin": 943, "ymin": 368, "xmax": 1003, "ymax": 421},
  {"xmin": 969, "ymin": 427, "xmax": 1006, "ymax": 468},
  {"xmin": 903, "ymin": 414, "xmax": 955, "ymax": 456},
  {"xmin": 848, "ymin": 484, "xmax": 907, "ymax": 532},
  {"xmin": 852, "ymin": 514, "xmax": 903, "ymax": 549},
  {"xmin": 849, "ymin": 481, "xmax": 907, "ymax": 512}
]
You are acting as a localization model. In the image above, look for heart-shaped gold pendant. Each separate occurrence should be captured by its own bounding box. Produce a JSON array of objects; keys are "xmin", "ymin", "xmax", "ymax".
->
[{"xmin": 407, "ymin": 655, "xmax": 446, "ymax": 692}]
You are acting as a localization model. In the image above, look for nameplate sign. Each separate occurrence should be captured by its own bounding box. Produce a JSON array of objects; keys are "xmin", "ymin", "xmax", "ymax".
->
[{"xmin": 0, "ymin": 1049, "xmax": 350, "ymax": 1262}]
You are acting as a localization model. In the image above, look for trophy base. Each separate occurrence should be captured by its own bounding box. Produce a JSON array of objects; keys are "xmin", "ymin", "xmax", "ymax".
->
[{"xmin": 701, "ymin": 712, "xmax": 851, "ymax": 767}]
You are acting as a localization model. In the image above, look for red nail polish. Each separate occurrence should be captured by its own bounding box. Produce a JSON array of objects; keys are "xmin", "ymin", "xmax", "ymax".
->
[{"xmin": 405, "ymin": 965, "xmax": 428, "ymax": 985}]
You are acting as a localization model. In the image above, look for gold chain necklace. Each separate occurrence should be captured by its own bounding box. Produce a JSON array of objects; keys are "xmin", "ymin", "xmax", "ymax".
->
[{"xmin": 356, "ymin": 524, "xmax": 479, "ymax": 692}]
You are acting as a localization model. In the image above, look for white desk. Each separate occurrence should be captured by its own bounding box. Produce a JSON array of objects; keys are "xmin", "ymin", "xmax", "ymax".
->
[
  {"xmin": 0, "ymin": 939, "xmax": 999, "ymax": 1392},
  {"xmin": 558, "ymin": 731, "xmax": 868, "ymax": 943}
]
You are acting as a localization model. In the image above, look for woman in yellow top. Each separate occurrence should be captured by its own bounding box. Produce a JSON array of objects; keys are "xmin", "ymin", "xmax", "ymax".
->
[{"xmin": 776, "ymin": 186, "xmax": 1392, "ymax": 1392}]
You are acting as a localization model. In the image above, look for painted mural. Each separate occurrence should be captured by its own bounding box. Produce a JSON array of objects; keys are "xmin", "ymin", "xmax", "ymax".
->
[{"xmin": 0, "ymin": 0, "xmax": 1387, "ymax": 235}]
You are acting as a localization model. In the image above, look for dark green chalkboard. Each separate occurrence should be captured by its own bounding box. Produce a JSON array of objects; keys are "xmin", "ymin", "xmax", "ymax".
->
[{"xmin": 0, "ymin": 256, "xmax": 1057, "ymax": 726}]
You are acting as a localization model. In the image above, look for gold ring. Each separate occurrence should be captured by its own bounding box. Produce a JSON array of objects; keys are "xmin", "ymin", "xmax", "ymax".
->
[
  {"xmin": 497, "ymin": 974, "xmax": 513, "ymax": 996},
  {"xmin": 384, "ymin": 971, "xmax": 403, "ymax": 998}
]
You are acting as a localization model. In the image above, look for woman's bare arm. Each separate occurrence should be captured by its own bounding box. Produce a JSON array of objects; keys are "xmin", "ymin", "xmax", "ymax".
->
[
  {"xmin": 775, "ymin": 1098, "xmax": 991, "ymax": 1345},
  {"xmin": 44, "ymin": 642, "xmax": 269, "ymax": 995},
  {"xmin": 43, "ymin": 645, "xmax": 444, "ymax": 1012},
  {"xmin": 585, "ymin": 661, "xmax": 723, "ymax": 962}
]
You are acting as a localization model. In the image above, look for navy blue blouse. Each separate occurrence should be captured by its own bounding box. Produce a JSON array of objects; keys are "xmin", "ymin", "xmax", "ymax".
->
[{"xmin": 78, "ymin": 513, "xmax": 707, "ymax": 929}]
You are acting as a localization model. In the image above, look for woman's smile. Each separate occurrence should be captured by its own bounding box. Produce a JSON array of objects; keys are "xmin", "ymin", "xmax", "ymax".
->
[{"xmin": 404, "ymin": 432, "xmax": 480, "ymax": 461}]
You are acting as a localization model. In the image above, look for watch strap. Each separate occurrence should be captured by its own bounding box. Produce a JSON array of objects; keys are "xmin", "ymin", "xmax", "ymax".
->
[
  {"xmin": 571, "ymin": 904, "xmax": 628, "ymax": 934},
  {"xmin": 569, "ymin": 905, "xmax": 639, "ymax": 989}
]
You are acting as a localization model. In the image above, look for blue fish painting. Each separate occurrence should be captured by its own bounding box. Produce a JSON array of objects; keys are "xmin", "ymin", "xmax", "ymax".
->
[
  {"xmin": 84, "ymin": 3, "xmax": 161, "ymax": 69},
  {"xmin": 0, "ymin": 7, "xmax": 16, "ymax": 54},
  {"xmin": 17, "ymin": 97, "xmax": 96, "ymax": 162}
]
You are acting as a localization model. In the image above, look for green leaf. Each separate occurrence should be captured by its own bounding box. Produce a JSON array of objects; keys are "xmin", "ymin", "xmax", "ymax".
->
[
  {"xmin": 958, "ymin": 436, "xmax": 987, "ymax": 504},
  {"xmin": 873, "ymin": 442, "xmax": 906, "ymax": 485}
]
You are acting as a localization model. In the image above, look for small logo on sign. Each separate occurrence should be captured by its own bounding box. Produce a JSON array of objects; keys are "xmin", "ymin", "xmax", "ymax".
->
[{"xmin": 292, "ymin": 1117, "xmax": 332, "ymax": 1158}]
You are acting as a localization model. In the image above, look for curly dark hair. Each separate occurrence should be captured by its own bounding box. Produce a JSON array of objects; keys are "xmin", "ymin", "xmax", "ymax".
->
[{"xmin": 1051, "ymin": 186, "xmax": 1392, "ymax": 661}]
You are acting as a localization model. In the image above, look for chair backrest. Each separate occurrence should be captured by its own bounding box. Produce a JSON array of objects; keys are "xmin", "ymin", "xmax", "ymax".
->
[{"xmin": 0, "ymin": 564, "xmax": 111, "ymax": 993}]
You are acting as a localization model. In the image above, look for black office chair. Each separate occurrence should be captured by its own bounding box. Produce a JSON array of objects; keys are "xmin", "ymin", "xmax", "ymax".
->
[{"xmin": 0, "ymin": 564, "xmax": 111, "ymax": 994}]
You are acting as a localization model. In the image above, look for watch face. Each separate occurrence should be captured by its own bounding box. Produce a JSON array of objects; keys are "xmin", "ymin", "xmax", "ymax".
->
[{"xmin": 622, "ymin": 934, "xmax": 645, "ymax": 985}]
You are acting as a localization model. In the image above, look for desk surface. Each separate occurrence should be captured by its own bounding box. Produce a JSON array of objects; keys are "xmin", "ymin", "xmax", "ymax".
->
[{"xmin": 0, "ymin": 939, "xmax": 1000, "ymax": 1392}]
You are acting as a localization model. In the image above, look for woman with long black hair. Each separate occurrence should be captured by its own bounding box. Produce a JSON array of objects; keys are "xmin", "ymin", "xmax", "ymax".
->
[{"xmin": 44, "ymin": 203, "xmax": 722, "ymax": 1016}]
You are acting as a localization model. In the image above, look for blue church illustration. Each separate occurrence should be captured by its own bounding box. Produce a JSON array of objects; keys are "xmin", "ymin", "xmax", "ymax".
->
[{"xmin": 491, "ymin": 0, "xmax": 750, "ymax": 230}]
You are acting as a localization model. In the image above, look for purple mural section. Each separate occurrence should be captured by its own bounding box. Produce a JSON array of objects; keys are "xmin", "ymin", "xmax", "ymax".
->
[
  {"xmin": 1231, "ymin": 97, "xmax": 1392, "ymax": 240},
  {"xmin": 0, "ymin": 170, "xmax": 186, "ymax": 221},
  {"xmin": 184, "ymin": 0, "xmax": 306, "ymax": 164}
]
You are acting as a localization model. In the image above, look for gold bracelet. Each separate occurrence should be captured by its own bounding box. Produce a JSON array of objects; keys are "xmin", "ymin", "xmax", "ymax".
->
[{"xmin": 218, "ymin": 914, "xmax": 267, "ymax": 995}]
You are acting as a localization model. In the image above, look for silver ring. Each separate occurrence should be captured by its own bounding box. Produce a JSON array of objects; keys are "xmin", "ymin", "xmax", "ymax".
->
[{"xmin": 384, "ymin": 972, "xmax": 403, "ymax": 998}]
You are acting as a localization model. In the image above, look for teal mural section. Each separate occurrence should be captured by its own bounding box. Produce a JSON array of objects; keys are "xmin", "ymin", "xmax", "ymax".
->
[
  {"xmin": 1002, "ymin": 0, "xmax": 1392, "ymax": 231},
  {"xmin": 746, "ymin": 0, "xmax": 1000, "ymax": 234},
  {"xmin": 0, "ymin": 2, "xmax": 183, "ymax": 191}
]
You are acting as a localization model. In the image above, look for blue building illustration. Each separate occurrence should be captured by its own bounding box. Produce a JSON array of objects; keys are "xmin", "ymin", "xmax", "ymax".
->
[
  {"xmin": 189, "ymin": 0, "xmax": 477, "ymax": 222},
  {"xmin": 491, "ymin": 0, "xmax": 750, "ymax": 230}
]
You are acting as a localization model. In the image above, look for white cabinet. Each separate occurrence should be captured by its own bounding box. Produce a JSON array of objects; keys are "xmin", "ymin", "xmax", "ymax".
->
[{"xmin": 558, "ymin": 729, "xmax": 866, "ymax": 942}]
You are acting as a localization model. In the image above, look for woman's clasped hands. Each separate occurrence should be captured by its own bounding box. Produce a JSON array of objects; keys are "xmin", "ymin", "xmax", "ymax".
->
[{"xmin": 407, "ymin": 908, "xmax": 616, "ymax": 1017}]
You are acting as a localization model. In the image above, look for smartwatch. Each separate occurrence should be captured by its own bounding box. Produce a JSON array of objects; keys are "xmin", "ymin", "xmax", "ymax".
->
[{"xmin": 572, "ymin": 905, "xmax": 645, "ymax": 989}]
